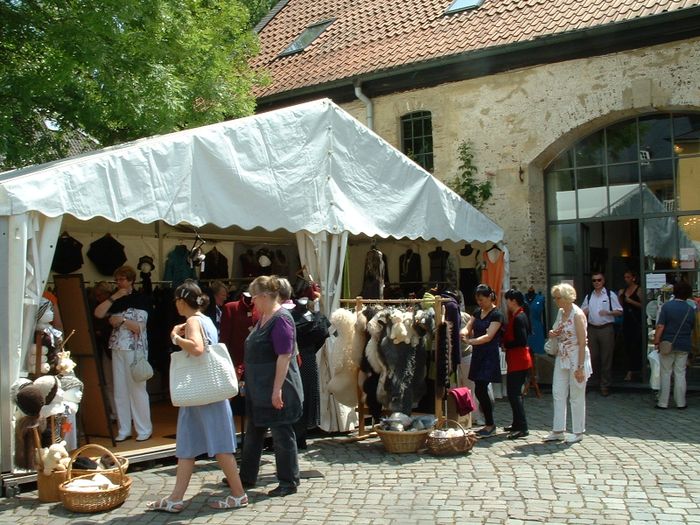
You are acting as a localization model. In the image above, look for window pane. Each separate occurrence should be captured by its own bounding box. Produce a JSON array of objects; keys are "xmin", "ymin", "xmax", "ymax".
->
[
  {"xmin": 549, "ymin": 149, "xmax": 573, "ymax": 170},
  {"xmin": 638, "ymin": 114, "xmax": 672, "ymax": 161},
  {"xmin": 606, "ymin": 120, "xmax": 638, "ymax": 163},
  {"xmin": 575, "ymin": 130, "xmax": 604, "ymax": 167},
  {"xmin": 400, "ymin": 111, "xmax": 433, "ymax": 171},
  {"xmin": 549, "ymin": 224, "xmax": 578, "ymax": 274},
  {"xmin": 643, "ymin": 217, "xmax": 678, "ymax": 271},
  {"xmin": 608, "ymin": 164, "xmax": 640, "ymax": 216},
  {"xmin": 676, "ymin": 155, "xmax": 700, "ymax": 212},
  {"xmin": 673, "ymin": 114, "xmax": 700, "ymax": 156},
  {"xmin": 577, "ymin": 167, "xmax": 607, "ymax": 218},
  {"xmin": 641, "ymin": 159, "xmax": 674, "ymax": 212},
  {"xmin": 679, "ymin": 215, "xmax": 700, "ymax": 270},
  {"xmin": 547, "ymin": 170, "xmax": 575, "ymax": 220}
]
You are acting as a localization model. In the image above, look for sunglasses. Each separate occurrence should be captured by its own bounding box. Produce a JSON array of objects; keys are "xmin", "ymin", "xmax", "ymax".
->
[{"xmin": 592, "ymin": 278, "xmax": 603, "ymax": 282}]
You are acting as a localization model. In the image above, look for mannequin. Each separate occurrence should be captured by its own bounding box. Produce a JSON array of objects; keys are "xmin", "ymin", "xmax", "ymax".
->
[
  {"xmin": 525, "ymin": 286, "xmax": 546, "ymax": 354},
  {"xmin": 399, "ymin": 248, "xmax": 422, "ymax": 296},
  {"xmin": 360, "ymin": 243, "xmax": 385, "ymax": 299},
  {"xmin": 428, "ymin": 246, "xmax": 450, "ymax": 283}
]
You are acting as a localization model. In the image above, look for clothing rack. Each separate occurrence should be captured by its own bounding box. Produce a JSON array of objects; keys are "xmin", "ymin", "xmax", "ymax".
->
[{"xmin": 339, "ymin": 296, "xmax": 445, "ymax": 438}]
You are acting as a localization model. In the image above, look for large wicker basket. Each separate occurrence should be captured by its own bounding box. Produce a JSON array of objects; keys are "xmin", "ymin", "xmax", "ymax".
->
[
  {"xmin": 69, "ymin": 444, "xmax": 129, "ymax": 478},
  {"xmin": 58, "ymin": 445, "xmax": 131, "ymax": 513},
  {"xmin": 426, "ymin": 418, "xmax": 477, "ymax": 456},
  {"xmin": 374, "ymin": 425, "xmax": 430, "ymax": 454}
]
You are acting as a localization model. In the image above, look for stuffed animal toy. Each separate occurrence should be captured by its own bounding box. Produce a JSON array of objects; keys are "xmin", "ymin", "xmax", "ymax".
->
[
  {"xmin": 54, "ymin": 350, "xmax": 76, "ymax": 375},
  {"xmin": 389, "ymin": 309, "xmax": 410, "ymax": 345},
  {"xmin": 327, "ymin": 309, "xmax": 360, "ymax": 407},
  {"xmin": 36, "ymin": 441, "xmax": 70, "ymax": 475}
]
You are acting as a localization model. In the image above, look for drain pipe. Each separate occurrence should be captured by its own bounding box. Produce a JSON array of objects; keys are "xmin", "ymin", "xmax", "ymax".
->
[{"xmin": 354, "ymin": 82, "xmax": 374, "ymax": 131}]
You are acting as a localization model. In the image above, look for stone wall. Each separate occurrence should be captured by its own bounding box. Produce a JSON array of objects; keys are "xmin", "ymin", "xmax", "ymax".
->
[{"xmin": 339, "ymin": 37, "xmax": 700, "ymax": 293}]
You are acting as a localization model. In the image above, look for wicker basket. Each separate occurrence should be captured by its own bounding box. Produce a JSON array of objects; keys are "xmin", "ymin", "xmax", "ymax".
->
[
  {"xmin": 37, "ymin": 470, "xmax": 68, "ymax": 503},
  {"xmin": 58, "ymin": 445, "xmax": 132, "ymax": 513},
  {"xmin": 374, "ymin": 425, "xmax": 430, "ymax": 454},
  {"xmin": 426, "ymin": 418, "xmax": 477, "ymax": 456},
  {"xmin": 69, "ymin": 444, "xmax": 129, "ymax": 477}
]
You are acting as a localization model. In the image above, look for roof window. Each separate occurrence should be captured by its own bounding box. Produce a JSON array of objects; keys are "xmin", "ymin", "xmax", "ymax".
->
[
  {"xmin": 279, "ymin": 19, "xmax": 334, "ymax": 57},
  {"xmin": 445, "ymin": 0, "xmax": 484, "ymax": 15}
]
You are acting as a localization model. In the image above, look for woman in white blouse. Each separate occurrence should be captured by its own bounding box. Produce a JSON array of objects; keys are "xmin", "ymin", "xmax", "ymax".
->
[{"xmin": 544, "ymin": 282, "xmax": 592, "ymax": 444}]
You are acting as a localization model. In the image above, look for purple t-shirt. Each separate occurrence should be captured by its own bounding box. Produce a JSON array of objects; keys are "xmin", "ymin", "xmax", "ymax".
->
[{"xmin": 270, "ymin": 313, "xmax": 295, "ymax": 355}]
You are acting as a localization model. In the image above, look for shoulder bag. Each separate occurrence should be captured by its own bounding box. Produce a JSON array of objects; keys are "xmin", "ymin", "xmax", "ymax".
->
[
  {"xmin": 544, "ymin": 308, "xmax": 564, "ymax": 357},
  {"xmin": 658, "ymin": 304, "xmax": 693, "ymax": 356},
  {"xmin": 169, "ymin": 317, "xmax": 238, "ymax": 407}
]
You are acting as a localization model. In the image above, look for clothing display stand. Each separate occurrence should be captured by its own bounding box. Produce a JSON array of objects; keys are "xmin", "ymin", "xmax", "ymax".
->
[{"xmin": 338, "ymin": 296, "xmax": 445, "ymax": 440}]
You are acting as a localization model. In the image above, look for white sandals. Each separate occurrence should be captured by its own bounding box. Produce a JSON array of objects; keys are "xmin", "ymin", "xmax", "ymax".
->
[
  {"xmin": 209, "ymin": 493, "xmax": 248, "ymax": 510},
  {"xmin": 146, "ymin": 497, "xmax": 184, "ymax": 513}
]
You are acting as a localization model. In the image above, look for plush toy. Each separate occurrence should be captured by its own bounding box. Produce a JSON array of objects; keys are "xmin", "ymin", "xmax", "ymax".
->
[
  {"xmin": 36, "ymin": 441, "xmax": 70, "ymax": 475},
  {"xmin": 55, "ymin": 350, "xmax": 76, "ymax": 375},
  {"xmin": 389, "ymin": 309, "xmax": 410, "ymax": 345}
]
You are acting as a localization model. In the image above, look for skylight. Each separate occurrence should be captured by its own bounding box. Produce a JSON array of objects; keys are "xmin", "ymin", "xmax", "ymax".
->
[
  {"xmin": 445, "ymin": 0, "xmax": 484, "ymax": 15},
  {"xmin": 279, "ymin": 19, "xmax": 334, "ymax": 57}
]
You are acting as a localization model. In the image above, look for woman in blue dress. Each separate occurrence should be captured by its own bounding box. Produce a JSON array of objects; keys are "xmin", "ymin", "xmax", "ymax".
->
[
  {"xmin": 461, "ymin": 284, "xmax": 504, "ymax": 438},
  {"xmin": 146, "ymin": 280, "xmax": 247, "ymax": 513}
]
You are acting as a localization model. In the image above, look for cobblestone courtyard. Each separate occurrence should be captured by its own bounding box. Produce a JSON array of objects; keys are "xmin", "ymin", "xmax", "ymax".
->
[{"xmin": 1, "ymin": 391, "xmax": 698, "ymax": 524}]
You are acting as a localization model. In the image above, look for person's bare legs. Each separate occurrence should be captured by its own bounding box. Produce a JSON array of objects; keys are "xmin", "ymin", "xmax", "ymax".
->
[
  {"xmin": 217, "ymin": 453, "xmax": 245, "ymax": 497},
  {"xmin": 170, "ymin": 458, "xmax": 195, "ymax": 501}
]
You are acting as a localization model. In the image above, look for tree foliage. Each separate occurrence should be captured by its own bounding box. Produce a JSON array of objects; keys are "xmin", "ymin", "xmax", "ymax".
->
[
  {"xmin": 241, "ymin": 0, "xmax": 279, "ymax": 28},
  {"xmin": 0, "ymin": 0, "xmax": 265, "ymax": 169},
  {"xmin": 448, "ymin": 140, "xmax": 492, "ymax": 210}
]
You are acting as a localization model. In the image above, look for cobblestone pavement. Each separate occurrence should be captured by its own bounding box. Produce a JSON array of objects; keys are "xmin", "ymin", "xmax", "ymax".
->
[{"xmin": 1, "ymin": 391, "xmax": 699, "ymax": 524}]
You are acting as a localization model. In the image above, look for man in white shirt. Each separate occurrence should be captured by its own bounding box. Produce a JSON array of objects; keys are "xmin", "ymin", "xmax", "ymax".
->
[{"xmin": 581, "ymin": 273, "xmax": 623, "ymax": 396}]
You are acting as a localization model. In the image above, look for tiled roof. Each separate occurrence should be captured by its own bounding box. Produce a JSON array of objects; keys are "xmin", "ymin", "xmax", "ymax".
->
[{"xmin": 251, "ymin": 0, "xmax": 700, "ymax": 99}]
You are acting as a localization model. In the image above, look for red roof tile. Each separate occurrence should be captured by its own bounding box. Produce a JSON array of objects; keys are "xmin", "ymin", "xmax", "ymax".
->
[{"xmin": 251, "ymin": 0, "xmax": 700, "ymax": 99}]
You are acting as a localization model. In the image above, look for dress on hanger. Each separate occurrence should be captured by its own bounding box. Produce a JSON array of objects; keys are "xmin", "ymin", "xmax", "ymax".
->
[
  {"xmin": 399, "ymin": 249, "xmax": 422, "ymax": 296},
  {"xmin": 201, "ymin": 248, "xmax": 228, "ymax": 280},
  {"xmin": 526, "ymin": 291, "xmax": 546, "ymax": 355},
  {"xmin": 482, "ymin": 248, "xmax": 505, "ymax": 303}
]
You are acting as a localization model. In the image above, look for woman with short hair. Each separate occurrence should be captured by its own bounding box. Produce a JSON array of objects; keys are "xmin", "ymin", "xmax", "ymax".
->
[
  {"xmin": 544, "ymin": 283, "xmax": 592, "ymax": 444},
  {"xmin": 94, "ymin": 265, "xmax": 152, "ymax": 442}
]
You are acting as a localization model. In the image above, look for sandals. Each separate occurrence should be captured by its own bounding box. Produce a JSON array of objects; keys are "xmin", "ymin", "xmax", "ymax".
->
[
  {"xmin": 209, "ymin": 493, "xmax": 248, "ymax": 510},
  {"xmin": 146, "ymin": 497, "xmax": 184, "ymax": 513}
]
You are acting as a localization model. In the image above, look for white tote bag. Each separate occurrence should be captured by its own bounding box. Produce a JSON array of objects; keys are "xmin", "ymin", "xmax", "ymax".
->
[{"xmin": 169, "ymin": 322, "xmax": 238, "ymax": 407}]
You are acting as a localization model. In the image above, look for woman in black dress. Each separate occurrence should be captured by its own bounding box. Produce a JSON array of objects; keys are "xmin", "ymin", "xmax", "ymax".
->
[{"xmin": 618, "ymin": 270, "xmax": 643, "ymax": 381}]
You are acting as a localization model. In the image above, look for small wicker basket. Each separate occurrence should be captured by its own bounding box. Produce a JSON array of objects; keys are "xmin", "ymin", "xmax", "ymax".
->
[
  {"xmin": 374, "ymin": 425, "xmax": 430, "ymax": 454},
  {"xmin": 59, "ymin": 444, "xmax": 132, "ymax": 513},
  {"xmin": 426, "ymin": 418, "xmax": 477, "ymax": 456}
]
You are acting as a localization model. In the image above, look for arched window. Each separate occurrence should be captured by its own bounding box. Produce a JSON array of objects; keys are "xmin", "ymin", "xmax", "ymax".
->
[
  {"xmin": 401, "ymin": 111, "xmax": 433, "ymax": 172},
  {"xmin": 544, "ymin": 112, "xmax": 700, "ymax": 297}
]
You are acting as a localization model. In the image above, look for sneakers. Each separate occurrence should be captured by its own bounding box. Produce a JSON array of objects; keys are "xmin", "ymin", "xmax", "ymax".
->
[
  {"xmin": 542, "ymin": 432, "xmax": 565, "ymax": 442},
  {"xmin": 564, "ymin": 433, "xmax": 583, "ymax": 444}
]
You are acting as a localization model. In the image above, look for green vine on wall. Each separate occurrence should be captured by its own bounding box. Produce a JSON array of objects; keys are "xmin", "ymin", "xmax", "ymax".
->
[{"xmin": 448, "ymin": 140, "xmax": 492, "ymax": 210}]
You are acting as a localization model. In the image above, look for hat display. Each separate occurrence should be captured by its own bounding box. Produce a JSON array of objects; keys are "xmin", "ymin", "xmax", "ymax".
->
[
  {"xmin": 460, "ymin": 243, "xmax": 474, "ymax": 256},
  {"xmin": 258, "ymin": 254, "xmax": 272, "ymax": 268},
  {"xmin": 15, "ymin": 384, "xmax": 45, "ymax": 417},
  {"xmin": 137, "ymin": 255, "xmax": 154, "ymax": 272}
]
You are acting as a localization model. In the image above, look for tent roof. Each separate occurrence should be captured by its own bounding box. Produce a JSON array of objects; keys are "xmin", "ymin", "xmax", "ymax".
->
[{"xmin": 0, "ymin": 99, "xmax": 502, "ymax": 243}]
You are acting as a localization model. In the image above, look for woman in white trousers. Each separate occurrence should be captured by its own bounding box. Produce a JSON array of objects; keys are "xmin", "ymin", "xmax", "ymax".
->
[{"xmin": 544, "ymin": 283, "xmax": 592, "ymax": 445}]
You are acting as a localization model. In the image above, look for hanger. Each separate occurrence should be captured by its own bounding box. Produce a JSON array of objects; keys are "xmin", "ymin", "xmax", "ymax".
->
[
  {"xmin": 60, "ymin": 231, "xmax": 70, "ymax": 238},
  {"xmin": 486, "ymin": 244, "xmax": 501, "ymax": 253}
]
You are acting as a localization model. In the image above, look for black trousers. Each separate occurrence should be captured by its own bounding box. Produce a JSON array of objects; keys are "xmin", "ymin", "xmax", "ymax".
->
[
  {"xmin": 506, "ymin": 369, "xmax": 529, "ymax": 431},
  {"xmin": 474, "ymin": 381, "xmax": 494, "ymax": 426}
]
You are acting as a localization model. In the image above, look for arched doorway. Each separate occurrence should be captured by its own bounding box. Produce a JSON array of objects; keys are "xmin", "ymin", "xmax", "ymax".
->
[{"xmin": 544, "ymin": 112, "xmax": 700, "ymax": 385}]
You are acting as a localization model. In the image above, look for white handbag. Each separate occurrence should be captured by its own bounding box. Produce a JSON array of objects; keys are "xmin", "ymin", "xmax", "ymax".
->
[
  {"xmin": 169, "ymin": 321, "xmax": 238, "ymax": 407},
  {"xmin": 131, "ymin": 348, "xmax": 154, "ymax": 382},
  {"xmin": 544, "ymin": 336, "xmax": 559, "ymax": 356}
]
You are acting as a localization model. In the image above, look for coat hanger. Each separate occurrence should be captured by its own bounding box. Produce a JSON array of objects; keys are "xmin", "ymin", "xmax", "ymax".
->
[{"xmin": 486, "ymin": 244, "xmax": 501, "ymax": 253}]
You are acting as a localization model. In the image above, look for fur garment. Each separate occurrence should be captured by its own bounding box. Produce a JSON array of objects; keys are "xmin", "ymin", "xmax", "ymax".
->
[{"xmin": 327, "ymin": 309, "xmax": 362, "ymax": 407}]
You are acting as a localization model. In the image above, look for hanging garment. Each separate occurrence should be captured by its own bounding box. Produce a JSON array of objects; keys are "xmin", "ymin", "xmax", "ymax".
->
[
  {"xmin": 441, "ymin": 291, "xmax": 462, "ymax": 375},
  {"xmin": 360, "ymin": 248, "xmax": 385, "ymax": 299},
  {"xmin": 239, "ymin": 249, "xmax": 259, "ymax": 277},
  {"xmin": 271, "ymin": 249, "xmax": 290, "ymax": 276},
  {"xmin": 52, "ymin": 233, "xmax": 84, "ymax": 274},
  {"xmin": 201, "ymin": 248, "xmax": 229, "ymax": 280},
  {"xmin": 428, "ymin": 247, "xmax": 450, "ymax": 283},
  {"xmin": 220, "ymin": 295, "xmax": 258, "ymax": 376},
  {"xmin": 163, "ymin": 245, "xmax": 196, "ymax": 287},
  {"xmin": 87, "ymin": 234, "xmax": 127, "ymax": 276},
  {"xmin": 399, "ymin": 249, "xmax": 423, "ymax": 297},
  {"xmin": 482, "ymin": 248, "xmax": 505, "ymax": 303}
]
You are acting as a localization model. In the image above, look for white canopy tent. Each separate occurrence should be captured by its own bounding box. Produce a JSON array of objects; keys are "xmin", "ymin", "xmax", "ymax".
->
[{"xmin": 0, "ymin": 99, "xmax": 503, "ymax": 472}]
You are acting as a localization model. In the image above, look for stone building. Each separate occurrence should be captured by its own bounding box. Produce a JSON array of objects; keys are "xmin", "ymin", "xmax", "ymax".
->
[{"xmin": 251, "ymin": 0, "xmax": 700, "ymax": 375}]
